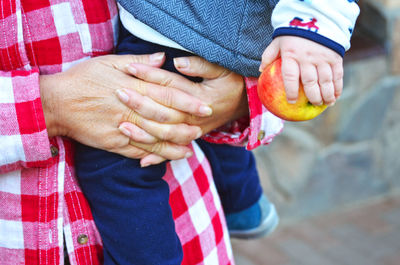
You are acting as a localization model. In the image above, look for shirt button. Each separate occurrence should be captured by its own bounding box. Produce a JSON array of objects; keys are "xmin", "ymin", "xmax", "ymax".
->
[
  {"xmin": 50, "ymin": 146, "xmax": 59, "ymax": 157},
  {"xmin": 257, "ymin": 130, "xmax": 266, "ymax": 141},
  {"xmin": 77, "ymin": 234, "xmax": 88, "ymax": 245}
]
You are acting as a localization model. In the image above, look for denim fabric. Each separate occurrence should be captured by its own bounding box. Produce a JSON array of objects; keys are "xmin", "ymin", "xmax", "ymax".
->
[{"xmin": 75, "ymin": 144, "xmax": 182, "ymax": 265}]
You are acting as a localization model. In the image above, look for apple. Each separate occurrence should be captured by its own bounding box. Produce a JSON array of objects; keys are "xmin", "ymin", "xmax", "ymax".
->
[{"xmin": 257, "ymin": 58, "xmax": 328, "ymax": 121}]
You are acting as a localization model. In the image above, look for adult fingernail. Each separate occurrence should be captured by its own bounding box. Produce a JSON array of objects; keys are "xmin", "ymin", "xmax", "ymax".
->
[
  {"xmin": 118, "ymin": 125, "xmax": 131, "ymax": 137},
  {"xmin": 196, "ymin": 130, "xmax": 202, "ymax": 139},
  {"xmin": 287, "ymin": 99, "xmax": 297, "ymax": 104},
  {"xmin": 185, "ymin": 151, "xmax": 193, "ymax": 158},
  {"xmin": 150, "ymin": 52, "xmax": 165, "ymax": 63},
  {"xmin": 328, "ymin": 101, "xmax": 336, "ymax": 107},
  {"xmin": 174, "ymin": 57, "xmax": 189, "ymax": 69},
  {"xmin": 199, "ymin": 105, "xmax": 212, "ymax": 116},
  {"xmin": 116, "ymin": 89, "xmax": 129, "ymax": 103},
  {"xmin": 141, "ymin": 161, "xmax": 151, "ymax": 168}
]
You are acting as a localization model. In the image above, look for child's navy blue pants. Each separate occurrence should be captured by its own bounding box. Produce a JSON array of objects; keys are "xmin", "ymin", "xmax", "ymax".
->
[{"xmin": 74, "ymin": 27, "xmax": 262, "ymax": 265}]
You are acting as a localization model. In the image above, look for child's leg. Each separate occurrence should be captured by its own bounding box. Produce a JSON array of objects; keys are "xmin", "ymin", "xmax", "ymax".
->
[
  {"xmin": 75, "ymin": 144, "xmax": 182, "ymax": 265},
  {"xmin": 195, "ymin": 139, "xmax": 279, "ymax": 239},
  {"xmin": 195, "ymin": 140, "xmax": 262, "ymax": 213}
]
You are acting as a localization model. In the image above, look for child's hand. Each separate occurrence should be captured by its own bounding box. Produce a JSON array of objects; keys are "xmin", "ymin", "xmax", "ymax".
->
[{"xmin": 260, "ymin": 36, "xmax": 343, "ymax": 106}]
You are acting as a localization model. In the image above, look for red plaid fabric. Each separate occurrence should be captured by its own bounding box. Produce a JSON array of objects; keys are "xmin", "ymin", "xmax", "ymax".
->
[
  {"xmin": 164, "ymin": 142, "xmax": 234, "ymax": 265},
  {"xmin": 0, "ymin": 1, "xmax": 282, "ymax": 265},
  {"xmin": 203, "ymin": 77, "xmax": 283, "ymax": 150}
]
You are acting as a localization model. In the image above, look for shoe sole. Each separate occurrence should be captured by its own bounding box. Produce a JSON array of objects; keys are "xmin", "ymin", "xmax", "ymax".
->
[{"xmin": 229, "ymin": 204, "xmax": 279, "ymax": 239}]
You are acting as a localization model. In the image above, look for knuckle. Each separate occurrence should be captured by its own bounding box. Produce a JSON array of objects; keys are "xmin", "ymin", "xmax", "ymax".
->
[
  {"xmin": 161, "ymin": 88, "xmax": 174, "ymax": 108},
  {"xmin": 130, "ymin": 54, "xmax": 144, "ymax": 64},
  {"xmin": 334, "ymin": 71, "xmax": 344, "ymax": 81},
  {"xmin": 140, "ymin": 71, "xmax": 151, "ymax": 83},
  {"xmin": 324, "ymin": 94, "xmax": 336, "ymax": 102},
  {"xmin": 335, "ymin": 83, "xmax": 343, "ymax": 92},
  {"xmin": 320, "ymin": 78, "xmax": 333, "ymax": 87},
  {"xmin": 104, "ymin": 142, "xmax": 115, "ymax": 151},
  {"xmin": 282, "ymin": 71, "xmax": 298, "ymax": 82},
  {"xmin": 160, "ymin": 126, "xmax": 172, "ymax": 141},
  {"xmin": 304, "ymin": 88, "xmax": 321, "ymax": 100},
  {"xmin": 127, "ymin": 110, "xmax": 140, "ymax": 125},
  {"xmin": 160, "ymin": 76, "xmax": 174, "ymax": 88},
  {"xmin": 137, "ymin": 80, "xmax": 147, "ymax": 95},
  {"xmin": 180, "ymin": 138, "xmax": 193, "ymax": 146},
  {"xmin": 286, "ymin": 90, "xmax": 298, "ymax": 99},
  {"xmin": 334, "ymin": 78, "xmax": 343, "ymax": 87},
  {"xmin": 185, "ymin": 114, "xmax": 202, "ymax": 125},
  {"xmin": 333, "ymin": 65, "xmax": 344, "ymax": 79},
  {"xmin": 128, "ymin": 146, "xmax": 148, "ymax": 158},
  {"xmin": 302, "ymin": 77, "xmax": 317, "ymax": 87},
  {"xmin": 199, "ymin": 59, "xmax": 209, "ymax": 73},
  {"xmin": 107, "ymin": 140, "xmax": 125, "ymax": 153},
  {"xmin": 150, "ymin": 141, "xmax": 165, "ymax": 154},
  {"xmin": 155, "ymin": 110, "xmax": 170, "ymax": 123},
  {"xmin": 129, "ymin": 97, "xmax": 143, "ymax": 111},
  {"xmin": 178, "ymin": 125, "xmax": 197, "ymax": 144}
]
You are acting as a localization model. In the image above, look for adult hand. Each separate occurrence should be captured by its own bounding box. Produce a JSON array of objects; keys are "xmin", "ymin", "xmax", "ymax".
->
[
  {"xmin": 119, "ymin": 57, "xmax": 249, "ymax": 165},
  {"xmin": 40, "ymin": 53, "xmax": 212, "ymax": 160}
]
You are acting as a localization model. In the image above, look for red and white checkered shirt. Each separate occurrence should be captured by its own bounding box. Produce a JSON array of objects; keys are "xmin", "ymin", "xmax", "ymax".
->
[{"xmin": 0, "ymin": 1, "xmax": 283, "ymax": 264}]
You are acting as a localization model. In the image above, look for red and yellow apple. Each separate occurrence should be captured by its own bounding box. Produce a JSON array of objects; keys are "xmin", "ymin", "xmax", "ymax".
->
[{"xmin": 257, "ymin": 58, "xmax": 328, "ymax": 121}]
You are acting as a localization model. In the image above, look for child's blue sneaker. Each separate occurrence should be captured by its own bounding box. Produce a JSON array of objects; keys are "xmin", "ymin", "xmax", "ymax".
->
[{"xmin": 225, "ymin": 195, "xmax": 279, "ymax": 239}]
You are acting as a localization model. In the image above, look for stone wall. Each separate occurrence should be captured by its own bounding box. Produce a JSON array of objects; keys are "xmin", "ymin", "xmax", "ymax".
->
[
  {"xmin": 253, "ymin": 0, "xmax": 400, "ymax": 221},
  {"xmin": 359, "ymin": 0, "xmax": 400, "ymax": 74}
]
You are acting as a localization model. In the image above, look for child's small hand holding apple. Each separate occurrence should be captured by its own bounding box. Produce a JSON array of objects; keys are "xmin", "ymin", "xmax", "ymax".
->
[{"xmin": 259, "ymin": 36, "xmax": 343, "ymax": 107}]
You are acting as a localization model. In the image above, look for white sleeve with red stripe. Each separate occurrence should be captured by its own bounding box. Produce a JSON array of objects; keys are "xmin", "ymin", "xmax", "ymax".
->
[
  {"xmin": 0, "ymin": 69, "xmax": 52, "ymax": 173},
  {"xmin": 271, "ymin": 0, "xmax": 360, "ymax": 56}
]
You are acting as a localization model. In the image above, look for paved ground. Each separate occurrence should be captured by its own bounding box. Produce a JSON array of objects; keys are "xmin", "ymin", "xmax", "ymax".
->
[{"xmin": 232, "ymin": 193, "xmax": 400, "ymax": 265}]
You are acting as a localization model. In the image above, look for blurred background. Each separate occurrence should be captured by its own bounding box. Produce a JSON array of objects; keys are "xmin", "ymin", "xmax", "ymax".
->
[{"xmin": 232, "ymin": 0, "xmax": 400, "ymax": 264}]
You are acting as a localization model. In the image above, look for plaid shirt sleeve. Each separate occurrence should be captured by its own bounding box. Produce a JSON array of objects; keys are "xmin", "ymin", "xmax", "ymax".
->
[
  {"xmin": 0, "ymin": 0, "xmax": 53, "ymax": 173},
  {"xmin": 202, "ymin": 77, "xmax": 284, "ymax": 150},
  {"xmin": 0, "ymin": 69, "xmax": 52, "ymax": 173}
]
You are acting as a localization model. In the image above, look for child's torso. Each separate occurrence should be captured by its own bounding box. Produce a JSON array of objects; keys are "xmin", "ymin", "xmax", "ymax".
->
[{"xmin": 117, "ymin": 0, "xmax": 279, "ymax": 76}]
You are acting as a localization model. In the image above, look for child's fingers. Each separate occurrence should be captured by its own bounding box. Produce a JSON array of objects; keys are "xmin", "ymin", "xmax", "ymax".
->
[
  {"xmin": 281, "ymin": 57, "xmax": 300, "ymax": 103},
  {"xmin": 300, "ymin": 63, "xmax": 323, "ymax": 105},
  {"xmin": 260, "ymin": 39, "xmax": 280, "ymax": 72},
  {"xmin": 332, "ymin": 62, "xmax": 344, "ymax": 99},
  {"xmin": 317, "ymin": 64, "xmax": 336, "ymax": 105}
]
